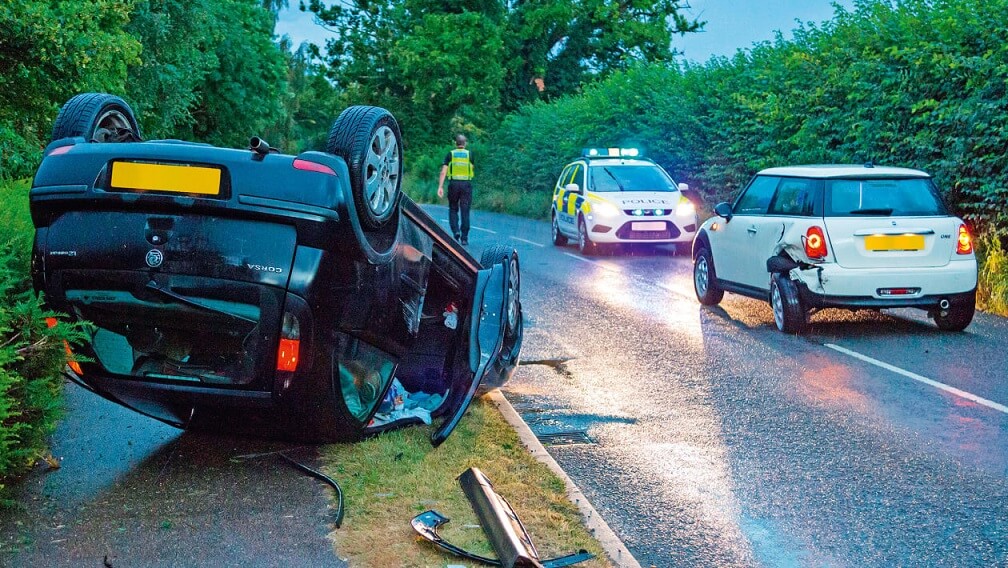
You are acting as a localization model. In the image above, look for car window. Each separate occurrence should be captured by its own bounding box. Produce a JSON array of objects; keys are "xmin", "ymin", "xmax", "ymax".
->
[
  {"xmin": 556, "ymin": 165, "xmax": 573, "ymax": 190},
  {"xmin": 734, "ymin": 175, "xmax": 779, "ymax": 215},
  {"xmin": 768, "ymin": 177, "xmax": 819, "ymax": 216},
  {"xmin": 588, "ymin": 164, "xmax": 677, "ymax": 193},
  {"xmin": 825, "ymin": 178, "xmax": 948, "ymax": 216},
  {"xmin": 569, "ymin": 164, "xmax": 584, "ymax": 191}
]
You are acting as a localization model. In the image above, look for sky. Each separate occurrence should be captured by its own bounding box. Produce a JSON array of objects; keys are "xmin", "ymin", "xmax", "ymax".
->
[{"xmin": 275, "ymin": 1, "xmax": 856, "ymax": 64}]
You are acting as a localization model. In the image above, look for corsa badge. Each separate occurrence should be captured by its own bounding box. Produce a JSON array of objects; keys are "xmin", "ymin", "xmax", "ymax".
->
[{"xmin": 146, "ymin": 249, "xmax": 164, "ymax": 268}]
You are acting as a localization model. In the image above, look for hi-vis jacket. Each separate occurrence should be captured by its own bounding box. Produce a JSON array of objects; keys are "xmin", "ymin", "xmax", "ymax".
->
[{"xmin": 448, "ymin": 149, "xmax": 474, "ymax": 181}]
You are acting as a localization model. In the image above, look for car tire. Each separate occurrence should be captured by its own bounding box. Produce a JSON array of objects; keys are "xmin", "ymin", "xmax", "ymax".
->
[
  {"xmin": 480, "ymin": 245, "xmax": 521, "ymax": 340},
  {"xmin": 693, "ymin": 246, "xmax": 724, "ymax": 305},
  {"xmin": 51, "ymin": 93, "xmax": 142, "ymax": 143},
  {"xmin": 770, "ymin": 273, "xmax": 808, "ymax": 334},
  {"xmin": 933, "ymin": 293, "xmax": 975, "ymax": 331},
  {"xmin": 578, "ymin": 217, "xmax": 597, "ymax": 256},
  {"xmin": 326, "ymin": 106, "xmax": 402, "ymax": 230},
  {"xmin": 551, "ymin": 213, "xmax": 568, "ymax": 246}
]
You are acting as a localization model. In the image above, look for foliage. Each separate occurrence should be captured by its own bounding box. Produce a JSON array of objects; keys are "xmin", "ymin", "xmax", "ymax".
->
[
  {"xmin": 0, "ymin": 0, "xmax": 140, "ymax": 179},
  {"xmin": 305, "ymin": 0, "xmax": 700, "ymax": 147},
  {"xmin": 0, "ymin": 181, "xmax": 85, "ymax": 502}
]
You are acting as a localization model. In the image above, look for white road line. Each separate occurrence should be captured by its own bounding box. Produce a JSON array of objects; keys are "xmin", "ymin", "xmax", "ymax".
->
[
  {"xmin": 470, "ymin": 226, "xmax": 497, "ymax": 234},
  {"xmin": 563, "ymin": 252, "xmax": 610, "ymax": 268},
  {"xmin": 825, "ymin": 343, "xmax": 1008, "ymax": 415},
  {"xmin": 510, "ymin": 236, "xmax": 544, "ymax": 247}
]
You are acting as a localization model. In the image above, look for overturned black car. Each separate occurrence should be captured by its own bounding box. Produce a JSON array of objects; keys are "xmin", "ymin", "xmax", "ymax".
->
[{"xmin": 30, "ymin": 93, "xmax": 522, "ymax": 446}]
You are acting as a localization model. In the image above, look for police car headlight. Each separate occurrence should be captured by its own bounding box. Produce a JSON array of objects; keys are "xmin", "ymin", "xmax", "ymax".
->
[
  {"xmin": 594, "ymin": 202, "xmax": 621, "ymax": 218},
  {"xmin": 676, "ymin": 198, "xmax": 695, "ymax": 216}
]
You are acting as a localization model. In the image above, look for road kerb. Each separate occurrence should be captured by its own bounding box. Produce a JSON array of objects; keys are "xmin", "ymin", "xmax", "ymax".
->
[{"xmin": 487, "ymin": 390, "xmax": 643, "ymax": 568}]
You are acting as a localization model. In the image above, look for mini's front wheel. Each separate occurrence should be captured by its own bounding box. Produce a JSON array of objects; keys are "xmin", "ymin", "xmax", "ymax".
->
[{"xmin": 693, "ymin": 247, "xmax": 724, "ymax": 305}]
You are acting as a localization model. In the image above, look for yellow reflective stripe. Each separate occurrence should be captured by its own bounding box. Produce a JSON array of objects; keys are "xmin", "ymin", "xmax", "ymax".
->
[{"xmin": 566, "ymin": 194, "xmax": 577, "ymax": 216}]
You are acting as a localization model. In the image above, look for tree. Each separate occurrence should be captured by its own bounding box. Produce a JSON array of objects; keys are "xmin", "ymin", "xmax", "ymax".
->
[
  {"xmin": 0, "ymin": 0, "xmax": 140, "ymax": 178},
  {"xmin": 304, "ymin": 0, "xmax": 701, "ymax": 145}
]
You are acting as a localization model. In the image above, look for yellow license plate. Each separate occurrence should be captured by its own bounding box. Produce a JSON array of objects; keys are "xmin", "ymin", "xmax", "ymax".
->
[
  {"xmin": 864, "ymin": 234, "xmax": 925, "ymax": 251},
  {"xmin": 110, "ymin": 162, "xmax": 222, "ymax": 195}
]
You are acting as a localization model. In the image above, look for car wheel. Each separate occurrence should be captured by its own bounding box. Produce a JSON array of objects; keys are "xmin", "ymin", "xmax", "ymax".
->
[
  {"xmin": 578, "ymin": 217, "xmax": 597, "ymax": 256},
  {"xmin": 480, "ymin": 245, "xmax": 521, "ymax": 340},
  {"xmin": 326, "ymin": 106, "xmax": 402, "ymax": 230},
  {"xmin": 693, "ymin": 246, "xmax": 724, "ymax": 305},
  {"xmin": 551, "ymin": 213, "xmax": 568, "ymax": 246},
  {"xmin": 770, "ymin": 273, "xmax": 808, "ymax": 334},
  {"xmin": 933, "ymin": 293, "xmax": 975, "ymax": 331},
  {"xmin": 51, "ymin": 93, "xmax": 142, "ymax": 143}
]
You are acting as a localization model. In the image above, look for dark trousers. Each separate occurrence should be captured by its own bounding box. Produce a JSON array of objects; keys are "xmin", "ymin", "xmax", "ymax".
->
[{"xmin": 447, "ymin": 180, "xmax": 472, "ymax": 239}]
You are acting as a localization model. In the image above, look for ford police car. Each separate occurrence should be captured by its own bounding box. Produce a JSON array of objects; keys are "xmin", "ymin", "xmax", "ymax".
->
[{"xmin": 550, "ymin": 148, "xmax": 698, "ymax": 255}]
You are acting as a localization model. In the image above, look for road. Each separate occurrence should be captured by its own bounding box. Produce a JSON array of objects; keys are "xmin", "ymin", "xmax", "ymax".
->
[{"xmin": 443, "ymin": 206, "xmax": 1008, "ymax": 568}]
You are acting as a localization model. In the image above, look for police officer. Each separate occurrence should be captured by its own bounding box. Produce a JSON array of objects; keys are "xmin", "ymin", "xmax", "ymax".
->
[{"xmin": 437, "ymin": 134, "xmax": 474, "ymax": 245}]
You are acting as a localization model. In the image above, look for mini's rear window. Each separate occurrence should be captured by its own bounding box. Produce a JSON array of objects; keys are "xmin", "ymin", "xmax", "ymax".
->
[{"xmin": 825, "ymin": 178, "xmax": 948, "ymax": 217}]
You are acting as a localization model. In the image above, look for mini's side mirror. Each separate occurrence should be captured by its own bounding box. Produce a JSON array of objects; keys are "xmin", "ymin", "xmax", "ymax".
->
[
  {"xmin": 714, "ymin": 201, "xmax": 733, "ymax": 221},
  {"xmin": 677, "ymin": 182, "xmax": 689, "ymax": 192},
  {"xmin": 564, "ymin": 183, "xmax": 580, "ymax": 194}
]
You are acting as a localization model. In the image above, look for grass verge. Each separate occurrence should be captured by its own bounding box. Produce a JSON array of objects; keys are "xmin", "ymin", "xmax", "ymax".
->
[{"xmin": 321, "ymin": 396, "xmax": 611, "ymax": 567}]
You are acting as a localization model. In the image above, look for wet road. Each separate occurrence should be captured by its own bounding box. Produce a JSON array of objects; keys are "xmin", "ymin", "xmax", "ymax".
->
[
  {"xmin": 0, "ymin": 384, "xmax": 341, "ymax": 567},
  {"xmin": 439, "ymin": 206, "xmax": 1008, "ymax": 567}
]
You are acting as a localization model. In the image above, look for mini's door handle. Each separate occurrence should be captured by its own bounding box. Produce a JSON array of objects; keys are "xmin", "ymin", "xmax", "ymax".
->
[{"xmin": 747, "ymin": 226, "xmax": 757, "ymax": 234}]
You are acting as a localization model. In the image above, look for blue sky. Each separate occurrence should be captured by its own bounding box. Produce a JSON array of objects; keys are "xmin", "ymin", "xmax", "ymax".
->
[{"xmin": 275, "ymin": 1, "xmax": 855, "ymax": 63}]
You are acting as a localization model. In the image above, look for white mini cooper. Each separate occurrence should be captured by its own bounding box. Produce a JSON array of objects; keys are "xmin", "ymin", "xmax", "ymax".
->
[{"xmin": 692, "ymin": 165, "xmax": 978, "ymax": 333}]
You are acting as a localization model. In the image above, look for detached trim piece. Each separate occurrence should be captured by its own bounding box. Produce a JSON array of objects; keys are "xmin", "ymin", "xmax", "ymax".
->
[
  {"xmin": 459, "ymin": 467, "xmax": 543, "ymax": 567},
  {"xmin": 410, "ymin": 467, "xmax": 594, "ymax": 568}
]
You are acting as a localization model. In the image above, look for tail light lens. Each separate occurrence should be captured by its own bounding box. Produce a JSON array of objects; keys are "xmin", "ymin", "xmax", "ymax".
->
[
  {"xmin": 44, "ymin": 317, "xmax": 84, "ymax": 375},
  {"xmin": 956, "ymin": 224, "xmax": 973, "ymax": 255},
  {"xmin": 292, "ymin": 158, "xmax": 336, "ymax": 175},
  {"xmin": 805, "ymin": 226, "xmax": 828, "ymax": 259},
  {"xmin": 276, "ymin": 312, "xmax": 300, "ymax": 372}
]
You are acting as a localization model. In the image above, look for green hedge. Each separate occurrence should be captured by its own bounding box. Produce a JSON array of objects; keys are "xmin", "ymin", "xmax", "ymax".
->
[{"xmin": 0, "ymin": 180, "xmax": 84, "ymax": 503}]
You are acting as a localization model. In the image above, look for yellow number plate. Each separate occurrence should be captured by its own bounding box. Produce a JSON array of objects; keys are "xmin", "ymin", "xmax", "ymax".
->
[
  {"xmin": 864, "ymin": 234, "xmax": 925, "ymax": 251},
  {"xmin": 110, "ymin": 162, "xmax": 222, "ymax": 195}
]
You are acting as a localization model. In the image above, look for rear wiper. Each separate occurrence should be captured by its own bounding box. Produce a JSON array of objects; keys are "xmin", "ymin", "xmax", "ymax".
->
[
  {"xmin": 849, "ymin": 208, "xmax": 893, "ymax": 215},
  {"xmin": 601, "ymin": 167, "xmax": 626, "ymax": 191},
  {"xmin": 144, "ymin": 281, "xmax": 257, "ymax": 324}
]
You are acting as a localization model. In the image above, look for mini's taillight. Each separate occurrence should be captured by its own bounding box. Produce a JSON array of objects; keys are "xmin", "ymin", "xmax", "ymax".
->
[
  {"xmin": 45, "ymin": 317, "xmax": 83, "ymax": 375},
  {"xmin": 956, "ymin": 224, "xmax": 973, "ymax": 255},
  {"xmin": 805, "ymin": 226, "xmax": 828, "ymax": 259},
  {"xmin": 276, "ymin": 312, "xmax": 301, "ymax": 372},
  {"xmin": 292, "ymin": 158, "xmax": 336, "ymax": 175}
]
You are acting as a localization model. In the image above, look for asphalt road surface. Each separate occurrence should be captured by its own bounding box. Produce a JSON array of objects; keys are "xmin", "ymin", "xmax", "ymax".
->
[
  {"xmin": 441, "ymin": 206, "xmax": 1008, "ymax": 568},
  {"xmin": 3, "ymin": 205, "xmax": 1006, "ymax": 567}
]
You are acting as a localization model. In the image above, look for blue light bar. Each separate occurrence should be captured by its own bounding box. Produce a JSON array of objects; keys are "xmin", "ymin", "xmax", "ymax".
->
[{"xmin": 582, "ymin": 147, "xmax": 643, "ymax": 158}]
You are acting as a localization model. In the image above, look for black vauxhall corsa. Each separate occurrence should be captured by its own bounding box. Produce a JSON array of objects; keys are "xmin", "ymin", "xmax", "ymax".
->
[{"xmin": 29, "ymin": 93, "xmax": 522, "ymax": 446}]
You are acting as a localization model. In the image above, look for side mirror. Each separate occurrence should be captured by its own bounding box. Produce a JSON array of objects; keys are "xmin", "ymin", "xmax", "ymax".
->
[
  {"xmin": 714, "ymin": 201, "xmax": 733, "ymax": 221},
  {"xmin": 677, "ymin": 182, "xmax": 689, "ymax": 192},
  {"xmin": 564, "ymin": 183, "xmax": 580, "ymax": 194}
]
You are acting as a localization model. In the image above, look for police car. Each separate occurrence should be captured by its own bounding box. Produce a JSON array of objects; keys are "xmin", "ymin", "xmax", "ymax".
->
[{"xmin": 550, "ymin": 148, "xmax": 698, "ymax": 255}]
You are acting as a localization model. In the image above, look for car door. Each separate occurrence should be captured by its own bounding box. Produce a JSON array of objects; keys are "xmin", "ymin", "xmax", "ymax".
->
[
  {"xmin": 553, "ymin": 164, "xmax": 576, "ymax": 233},
  {"xmin": 738, "ymin": 176, "xmax": 819, "ymax": 291},
  {"xmin": 711, "ymin": 175, "xmax": 779, "ymax": 286}
]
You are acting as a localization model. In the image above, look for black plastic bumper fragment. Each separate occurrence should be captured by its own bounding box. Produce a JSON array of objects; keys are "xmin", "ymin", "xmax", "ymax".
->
[{"xmin": 410, "ymin": 509, "xmax": 594, "ymax": 568}]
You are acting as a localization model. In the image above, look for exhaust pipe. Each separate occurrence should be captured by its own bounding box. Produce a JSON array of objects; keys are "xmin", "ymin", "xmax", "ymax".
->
[
  {"xmin": 249, "ymin": 136, "xmax": 272, "ymax": 158},
  {"xmin": 939, "ymin": 299, "xmax": 950, "ymax": 310}
]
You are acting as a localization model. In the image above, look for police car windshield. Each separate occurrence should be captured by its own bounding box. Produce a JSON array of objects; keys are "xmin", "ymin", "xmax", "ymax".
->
[{"xmin": 589, "ymin": 164, "xmax": 677, "ymax": 192}]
